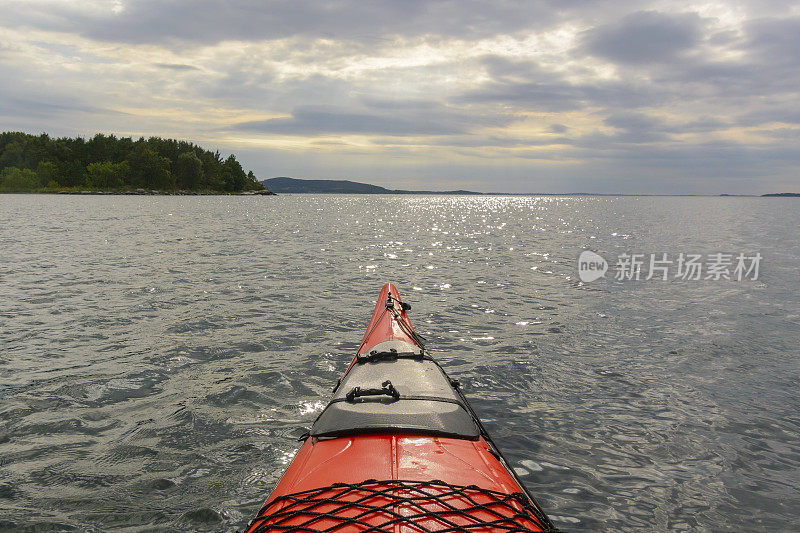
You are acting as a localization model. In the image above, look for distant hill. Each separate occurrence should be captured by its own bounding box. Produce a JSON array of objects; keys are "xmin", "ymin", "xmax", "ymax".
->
[
  {"xmin": 262, "ymin": 177, "xmax": 483, "ymax": 195},
  {"xmin": 263, "ymin": 177, "xmax": 392, "ymax": 193},
  {"xmin": 761, "ymin": 192, "xmax": 800, "ymax": 197}
]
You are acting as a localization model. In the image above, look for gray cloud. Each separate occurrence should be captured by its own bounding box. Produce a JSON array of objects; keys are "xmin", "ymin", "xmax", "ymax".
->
[
  {"xmin": 458, "ymin": 56, "xmax": 587, "ymax": 110},
  {"xmin": 739, "ymin": 108, "xmax": 800, "ymax": 127},
  {"xmin": 235, "ymin": 106, "xmax": 469, "ymax": 136},
  {"xmin": 580, "ymin": 10, "xmax": 705, "ymax": 64},
  {"xmin": 602, "ymin": 111, "xmax": 669, "ymax": 143},
  {"xmin": 3, "ymin": 0, "xmax": 573, "ymax": 45},
  {"xmin": 154, "ymin": 63, "xmax": 200, "ymax": 71},
  {"xmin": 1, "ymin": 1, "xmax": 799, "ymax": 193},
  {"xmin": 746, "ymin": 17, "xmax": 800, "ymax": 66},
  {"xmin": 233, "ymin": 96, "xmax": 519, "ymax": 136},
  {"xmin": 459, "ymin": 72, "xmax": 670, "ymax": 113},
  {"xmin": 370, "ymin": 135, "xmax": 571, "ymax": 148},
  {"xmin": 0, "ymin": 97, "xmax": 111, "ymax": 119},
  {"xmin": 600, "ymin": 112, "xmax": 732, "ymax": 139},
  {"xmin": 457, "ymin": 53, "xmax": 684, "ymax": 113}
]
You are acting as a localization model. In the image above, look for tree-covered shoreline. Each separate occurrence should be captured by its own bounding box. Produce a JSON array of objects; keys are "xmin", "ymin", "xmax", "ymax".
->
[{"xmin": 0, "ymin": 131, "xmax": 271, "ymax": 194}]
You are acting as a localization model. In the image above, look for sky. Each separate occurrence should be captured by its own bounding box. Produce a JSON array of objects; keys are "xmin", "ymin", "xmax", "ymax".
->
[{"xmin": 1, "ymin": 0, "xmax": 799, "ymax": 194}]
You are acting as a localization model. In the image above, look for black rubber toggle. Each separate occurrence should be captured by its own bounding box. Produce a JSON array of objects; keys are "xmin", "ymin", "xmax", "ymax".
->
[
  {"xmin": 356, "ymin": 349, "xmax": 426, "ymax": 364},
  {"xmin": 345, "ymin": 380, "xmax": 400, "ymax": 402}
]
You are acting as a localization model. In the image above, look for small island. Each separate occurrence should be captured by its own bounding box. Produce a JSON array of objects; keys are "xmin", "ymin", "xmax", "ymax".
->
[{"xmin": 0, "ymin": 131, "xmax": 274, "ymax": 195}]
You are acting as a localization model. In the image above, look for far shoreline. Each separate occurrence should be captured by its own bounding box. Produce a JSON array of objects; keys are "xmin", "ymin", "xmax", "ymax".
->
[{"xmin": 259, "ymin": 177, "xmax": 798, "ymax": 197}]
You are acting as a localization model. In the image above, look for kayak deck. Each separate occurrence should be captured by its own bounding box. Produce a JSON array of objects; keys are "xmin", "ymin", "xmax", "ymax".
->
[
  {"xmin": 311, "ymin": 354, "xmax": 479, "ymax": 439},
  {"xmin": 246, "ymin": 283, "xmax": 556, "ymax": 532}
]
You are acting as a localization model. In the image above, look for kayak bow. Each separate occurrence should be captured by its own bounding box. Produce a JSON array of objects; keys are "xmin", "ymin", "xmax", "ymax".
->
[{"xmin": 247, "ymin": 283, "xmax": 557, "ymax": 532}]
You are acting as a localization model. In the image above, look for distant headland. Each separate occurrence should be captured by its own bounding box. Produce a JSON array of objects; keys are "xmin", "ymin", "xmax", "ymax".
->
[
  {"xmin": 261, "ymin": 177, "xmax": 482, "ymax": 195},
  {"xmin": 0, "ymin": 131, "xmax": 274, "ymax": 195}
]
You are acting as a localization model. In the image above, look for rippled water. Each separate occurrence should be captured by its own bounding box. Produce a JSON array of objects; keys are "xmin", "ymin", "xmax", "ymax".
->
[{"xmin": 1, "ymin": 194, "xmax": 798, "ymax": 532}]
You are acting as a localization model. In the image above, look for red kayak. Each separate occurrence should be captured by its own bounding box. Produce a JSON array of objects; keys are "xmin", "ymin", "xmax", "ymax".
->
[{"xmin": 246, "ymin": 283, "xmax": 557, "ymax": 532}]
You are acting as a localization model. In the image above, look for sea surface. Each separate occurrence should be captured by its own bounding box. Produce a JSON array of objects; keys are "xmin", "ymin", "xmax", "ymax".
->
[{"xmin": 1, "ymin": 194, "xmax": 798, "ymax": 532}]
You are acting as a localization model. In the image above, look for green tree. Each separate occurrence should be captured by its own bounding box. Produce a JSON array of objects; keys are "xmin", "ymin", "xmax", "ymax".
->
[
  {"xmin": 175, "ymin": 151, "xmax": 203, "ymax": 190},
  {"xmin": 127, "ymin": 145, "xmax": 174, "ymax": 190},
  {"xmin": 36, "ymin": 161, "xmax": 58, "ymax": 187},
  {"xmin": 246, "ymin": 170, "xmax": 265, "ymax": 191},
  {"xmin": 85, "ymin": 161, "xmax": 129, "ymax": 189},
  {"xmin": 86, "ymin": 133, "xmax": 119, "ymax": 164},
  {"xmin": 0, "ymin": 141, "xmax": 24, "ymax": 169},
  {"xmin": 0, "ymin": 167, "xmax": 38, "ymax": 191},
  {"xmin": 221, "ymin": 154, "xmax": 247, "ymax": 192},
  {"xmin": 59, "ymin": 160, "xmax": 86, "ymax": 187}
]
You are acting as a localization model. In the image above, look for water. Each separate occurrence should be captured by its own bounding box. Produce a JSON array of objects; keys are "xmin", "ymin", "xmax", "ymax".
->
[{"xmin": 1, "ymin": 194, "xmax": 798, "ymax": 532}]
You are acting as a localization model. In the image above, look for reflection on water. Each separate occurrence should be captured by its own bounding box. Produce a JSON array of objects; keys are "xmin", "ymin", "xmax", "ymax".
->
[{"xmin": 1, "ymin": 194, "xmax": 798, "ymax": 531}]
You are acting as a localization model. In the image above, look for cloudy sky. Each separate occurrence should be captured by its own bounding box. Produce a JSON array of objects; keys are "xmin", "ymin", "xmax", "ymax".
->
[{"xmin": 1, "ymin": 0, "xmax": 799, "ymax": 193}]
